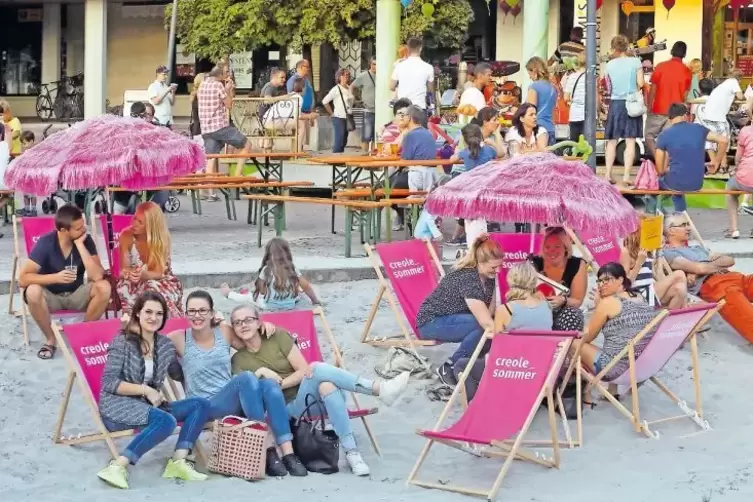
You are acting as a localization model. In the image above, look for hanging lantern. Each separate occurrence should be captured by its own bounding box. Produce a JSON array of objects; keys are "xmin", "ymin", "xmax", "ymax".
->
[
  {"xmin": 662, "ymin": 0, "xmax": 675, "ymax": 18},
  {"xmin": 421, "ymin": 2, "xmax": 435, "ymax": 17},
  {"xmin": 596, "ymin": 0, "xmax": 603, "ymax": 9},
  {"xmin": 506, "ymin": 0, "xmax": 520, "ymax": 8},
  {"xmin": 621, "ymin": 1, "xmax": 633, "ymax": 15},
  {"xmin": 499, "ymin": 0, "xmax": 511, "ymax": 16},
  {"xmin": 401, "ymin": 0, "xmax": 412, "ymax": 7}
]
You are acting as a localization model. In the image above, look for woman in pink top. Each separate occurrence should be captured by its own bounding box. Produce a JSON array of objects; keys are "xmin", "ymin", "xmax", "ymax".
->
[{"xmin": 727, "ymin": 124, "xmax": 753, "ymax": 238}]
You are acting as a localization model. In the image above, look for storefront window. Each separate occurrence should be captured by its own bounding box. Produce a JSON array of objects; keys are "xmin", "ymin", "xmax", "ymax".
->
[
  {"xmin": 725, "ymin": 7, "xmax": 753, "ymax": 76},
  {"xmin": 0, "ymin": 6, "xmax": 43, "ymax": 96},
  {"xmin": 618, "ymin": 8, "xmax": 656, "ymax": 63}
]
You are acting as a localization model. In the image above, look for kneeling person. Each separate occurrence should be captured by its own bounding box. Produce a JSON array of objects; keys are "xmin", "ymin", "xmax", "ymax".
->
[{"xmin": 19, "ymin": 204, "xmax": 111, "ymax": 360}]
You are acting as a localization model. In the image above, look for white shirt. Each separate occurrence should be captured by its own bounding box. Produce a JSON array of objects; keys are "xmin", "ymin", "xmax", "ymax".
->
[
  {"xmin": 703, "ymin": 78, "xmax": 742, "ymax": 122},
  {"xmin": 263, "ymin": 94, "xmax": 302, "ymax": 123},
  {"xmin": 505, "ymin": 127, "xmax": 548, "ymax": 156},
  {"xmin": 458, "ymin": 87, "xmax": 487, "ymax": 114},
  {"xmin": 0, "ymin": 141, "xmax": 8, "ymax": 189},
  {"xmin": 391, "ymin": 56, "xmax": 434, "ymax": 109},
  {"xmin": 563, "ymin": 70, "xmax": 586, "ymax": 122},
  {"xmin": 322, "ymin": 84, "xmax": 354, "ymax": 119},
  {"xmin": 147, "ymin": 80, "xmax": 173, "ymax": 125},
  {"xmin": 746, "ymin": 84, "xmax": 753, "ymax": 101}
]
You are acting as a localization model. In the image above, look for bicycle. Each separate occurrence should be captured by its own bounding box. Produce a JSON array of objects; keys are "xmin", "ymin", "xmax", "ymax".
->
[{"xmin": 35, "ymin": 73, "xmax": 85, "ymax": 121}]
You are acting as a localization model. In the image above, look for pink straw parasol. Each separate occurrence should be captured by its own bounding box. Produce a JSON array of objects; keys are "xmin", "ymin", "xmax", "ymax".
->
[
  {"xmin": 426, "ymin": 152, "xmax": 638, "ymax": 236},
  {"xmin": 3, "ymin": 114, "xmax": 205, "ymax": 196}
]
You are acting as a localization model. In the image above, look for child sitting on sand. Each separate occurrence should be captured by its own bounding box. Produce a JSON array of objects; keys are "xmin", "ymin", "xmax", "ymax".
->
[{"xmin": 221, "ymin": 237, "xmax": 320, "ymax": 310}]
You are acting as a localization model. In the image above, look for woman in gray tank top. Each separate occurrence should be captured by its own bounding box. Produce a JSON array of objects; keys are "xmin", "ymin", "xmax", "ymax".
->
[
  {"xmin": 167, "ymin": 290, "xmax": 307, "ymax": 477},
  {"xmin": 454, "ymin": 262, "xmax": 553, "ymax": 401}
]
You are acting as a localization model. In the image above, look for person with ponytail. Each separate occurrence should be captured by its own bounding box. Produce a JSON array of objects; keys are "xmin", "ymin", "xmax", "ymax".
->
[
  {"xmin": 416, "ymin": 234, "xmax": 504, "ymax": 386},
  {"xmin": 574, "ymin": 262, "xmax": 661, "ymax": 382},
  {"xmin": 471, "ymin": 106, "xmax": 506, "ymax": 157},
  {"xmin": 453, "ymin": 261, "xmax": 553, "ymax": 401}
]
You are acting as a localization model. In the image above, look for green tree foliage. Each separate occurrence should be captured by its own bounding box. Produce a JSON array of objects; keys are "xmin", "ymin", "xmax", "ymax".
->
[{"xmin": 169, "ymin": 0, "xmax": 474, "ymax": 62}]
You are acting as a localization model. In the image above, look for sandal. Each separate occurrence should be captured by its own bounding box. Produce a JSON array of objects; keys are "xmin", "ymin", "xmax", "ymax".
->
[
  {"xmin": 724, "ymin": 228, "xmax": 740, "ymax": 239},
  {"xmin": 37, "ymin": 343, "xmax": 56, "ymax": 360}
]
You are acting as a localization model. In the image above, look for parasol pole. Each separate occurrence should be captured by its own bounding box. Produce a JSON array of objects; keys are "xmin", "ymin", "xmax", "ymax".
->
[
  {"xmin": 166, "ymin": 0, "xmax": 179, "ymax": 78},
  {"xmin": 584, "ymin": 0, "xmax": 598, "ymax": 171}
]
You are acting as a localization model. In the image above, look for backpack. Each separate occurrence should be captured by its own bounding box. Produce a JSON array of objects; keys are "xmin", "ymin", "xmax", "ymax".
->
[{"xmin": 634, "ymin": 158, "xmax": 659, "ymax": 190}]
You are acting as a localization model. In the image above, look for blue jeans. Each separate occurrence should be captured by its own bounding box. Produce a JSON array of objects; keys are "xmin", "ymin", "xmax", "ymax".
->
[
  {"xmin": 286, "ymin": 362, "xmax": 374, "ymax": 452},
  {"xmin": 332, "ymin": 117, "xmax": 347, "ymax": 153},
  {"xmin": 208, "ymin": 372, "xmax": 293, "ymax": 445},
  {"xmin": 362, "ymin": 112, "xmax": 375, "ymax": 143},
  {"xmin": 417, "ymin": 313, "xmax": 484, "ymax": 364},
  {"xmin": 644, "ymin": 177, "xmax": 687, "ymax": 214},
  {"xmin": 102, "ymin": 397, "xmax": 210, "ymax": 464}
]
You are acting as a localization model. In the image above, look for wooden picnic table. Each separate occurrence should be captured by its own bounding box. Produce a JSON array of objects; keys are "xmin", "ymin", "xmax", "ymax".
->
[{"xmin": 205, "ymin": 152, "xmax": 308, "ymax": 183}]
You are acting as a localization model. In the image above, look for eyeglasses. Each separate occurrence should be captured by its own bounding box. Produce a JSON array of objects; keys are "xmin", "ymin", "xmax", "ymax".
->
[
  {"xmin": 670, "ymin": 222, "xmax": 690, "ymax": 229},
  {"xmin": 187, "ymin": 308, "xmax": 211, "ymax": 318},
  {"xmin": 231, "ymin": 316, "xmax": 259, "ymax": 327},
  {"xmin": 596, "ymin": 276, "xmax": 616, "ymax": 286}
]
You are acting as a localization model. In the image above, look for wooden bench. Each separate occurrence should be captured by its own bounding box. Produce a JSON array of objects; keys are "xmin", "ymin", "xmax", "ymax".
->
[
  {"xmin": 335, "ymin": 188, "xmax": 427, "ymax": 200},
  {"xmin": 242, "ymin": 194, "xmax": 426, "ymax": 257}
]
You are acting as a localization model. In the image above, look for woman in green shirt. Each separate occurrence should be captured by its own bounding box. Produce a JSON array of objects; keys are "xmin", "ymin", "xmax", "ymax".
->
[{"xmin": 229, "ymin": 304, "xmax": 410, "ymax": 477}]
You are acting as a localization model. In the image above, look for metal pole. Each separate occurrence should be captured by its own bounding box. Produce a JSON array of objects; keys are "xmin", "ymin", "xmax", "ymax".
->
[
  {"xmin": 584, "ymin": 0, "xmax": 597, "ymax": 171},
  {"xmin": 166, "ymin": 0, "xmax": 179, "ymax": 77}
]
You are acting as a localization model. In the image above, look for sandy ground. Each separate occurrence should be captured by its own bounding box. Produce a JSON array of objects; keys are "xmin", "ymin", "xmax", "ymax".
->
[{"xmin": 3, "ymin": 267, "xmax": 753, "ymax": 502}]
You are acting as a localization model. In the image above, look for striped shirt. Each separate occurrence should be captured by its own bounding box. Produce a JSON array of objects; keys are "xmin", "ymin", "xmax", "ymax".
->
[{"xmin": 633, "ymin": 257, "xmax": 656, "ymax": 306}]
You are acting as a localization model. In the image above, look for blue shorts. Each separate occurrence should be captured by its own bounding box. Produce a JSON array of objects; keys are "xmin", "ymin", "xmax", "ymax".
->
[
  {"xmin": 362, "ymin": 112, "xmax": 376, "ymax": 142},
  {"xmin": 726, "ymin": 176, "xmax": 753, "ymax": 193},
  {"xmin": 592, "ymin": 349, "xmax": 603, "ymax": 374}
]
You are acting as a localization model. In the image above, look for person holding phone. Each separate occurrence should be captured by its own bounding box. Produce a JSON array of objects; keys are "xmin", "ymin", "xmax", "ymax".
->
[
  {"xmin": 148, "ymin": 65, "xmax": 177, "ymax": 128},
  {"xmin": 18, "ymin": 204, "xmax": 112, "ymax": 360}
]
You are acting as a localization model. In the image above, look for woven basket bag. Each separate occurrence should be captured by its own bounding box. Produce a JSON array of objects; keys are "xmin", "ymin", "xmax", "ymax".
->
[{"xmin": 207, "ymin": 416, "xmax": 269, "ymax": 480}]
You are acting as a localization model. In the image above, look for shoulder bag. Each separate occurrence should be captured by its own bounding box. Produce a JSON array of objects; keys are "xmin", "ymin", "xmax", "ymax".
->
[
  {"xmin": 625, "ymin": 63, "xmax": 647, "ymax": 117},
  {"xmin": 291, "ymin": 394, "xmax": 340, "ymax": 474},
  {"xmin": 337, "ymin": 86, "xmax": 357, "ymax": 132}
]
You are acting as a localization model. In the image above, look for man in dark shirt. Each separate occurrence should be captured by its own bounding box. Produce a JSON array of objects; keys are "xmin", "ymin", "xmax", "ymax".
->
[
  {"xmin": 258, "ymin": 68, "xmax": 288, "ymax": 119},
  {"xmin": 401, "ymin": 105, "xmax": 438, "ymax": 193},
  {"xmin": 19, "ymin": 205, "xmax": 111, "ymax": 360},
  {"xmin": 648, "ymin": 103, "xmax": 727, "ymax": 214}
]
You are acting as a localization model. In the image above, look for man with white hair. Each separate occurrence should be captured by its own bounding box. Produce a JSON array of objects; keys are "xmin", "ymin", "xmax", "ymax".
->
[{"xmin": 662, "ymin": 213, "xmax": 753, "ymax": 342}]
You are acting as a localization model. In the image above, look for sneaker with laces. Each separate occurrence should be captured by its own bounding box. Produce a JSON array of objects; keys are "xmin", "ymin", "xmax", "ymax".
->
[
  {"xmin": 378, "ymin": 371, "xmax": 410, "ymax": 406},
  {"xmin": 282, "ymin": 453, "xmax": 308, "ymax": 476},
  {"xmin": 162, "ymin": 458, "xmax": 208, "ymax": 481},
  {"xmin": 97, "ymin": 462, "xmax": 129, "ymax": 489},
  {"xmin": 740, "ymin": 205, "xmax": 753, "ymax": 216},
  {"xmin": 345, "ymin": 451, "xmax": 370, "ymax": 476},
  {"xmin": 265, "ymin": 447, "xmax": 288, "ymax": 477},
  {"xmin": 436, "ymin": 361, "xmax": 458, "ymax": 387}
]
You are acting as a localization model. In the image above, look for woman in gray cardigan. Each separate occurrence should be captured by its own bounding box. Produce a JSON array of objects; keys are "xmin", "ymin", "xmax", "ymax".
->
[{"xmin": 96, "ymin": 291, "xmax": 210, "ymax": 489}]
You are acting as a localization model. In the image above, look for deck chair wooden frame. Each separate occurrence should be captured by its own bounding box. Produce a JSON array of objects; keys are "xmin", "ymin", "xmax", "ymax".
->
[
  {"xmin": 51, "ymin": 320, "xmax": 207, "ymax": 462},
  {"xmin": 572, "ymin": 302, "xmax": 722, "ymax": 439},
  {"xmin": 361, "ymin": 240, "xmax": 444, "ymax": 349},
  {"xmin": 263, "ymin": 307, "xmax": 382, "ymax": 456},
  {"xmin": 407, "ymin": 330, "xmax": 582, "ymax": 500}
]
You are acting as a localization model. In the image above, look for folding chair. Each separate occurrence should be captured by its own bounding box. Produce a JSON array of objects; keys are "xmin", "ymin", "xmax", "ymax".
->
[
  {"xmin": 261, "ymin": 307, "xmax": 382, "ymax": 456},
  {"xmin": 408, "ymin": 330, "xmax": 581, "ymax": 500},
  {"xmin": 566, "ymin": 227, "xmax": 621, "ymax": 272},
  {"xmin": 52, "ymin": 317, "xmax": 196, "ymax": 460},
  {"xmin": 361, "ymin": 240, "xmax": 444, "ymax": 349},
  {"xmin": 578, "ymin": 302, "xmax": 723, "ymax": 439},
  {"xmin": 489, "ymin": 232, "xmax": 543, "ymax": 299},
  {"xmin": 97, "ymin": 213, "xmax": 133, "ymax": 278}
]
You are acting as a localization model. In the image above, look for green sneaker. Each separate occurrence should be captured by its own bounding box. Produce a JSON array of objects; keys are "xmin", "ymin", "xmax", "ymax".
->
[
  {"xmin": 97, "ymin": 462, "xmax": 129, "ymax": 489},
  {"xmin": 162, "ymin": 458, "xmax": 208, "ymax": 482}
]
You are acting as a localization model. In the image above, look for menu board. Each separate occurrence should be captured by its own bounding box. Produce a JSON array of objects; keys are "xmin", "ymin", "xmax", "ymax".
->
[{"xmin": 738, "ymin": 55, "xmax": 753, "ymax": 76}]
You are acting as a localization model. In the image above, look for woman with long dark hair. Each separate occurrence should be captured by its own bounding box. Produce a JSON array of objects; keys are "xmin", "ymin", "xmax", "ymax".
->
[
  {"xmin": 574, "ymin": 262, "xmax": 661, "ymax": 381},
  {"xmin": 505, "ymin": 103, "xmax": 548, "ymax": 156},
  {"xmin": 96, "ymin": 291, "xmax": 209, "ymax": 489}
]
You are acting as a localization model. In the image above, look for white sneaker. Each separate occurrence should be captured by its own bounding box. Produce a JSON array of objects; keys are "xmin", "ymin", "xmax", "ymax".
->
[
  {"xmin": 345, "ymin": 451, "xmax": 370, "ymax": 476},
  {"xmin": 378, "ymin": 371, "xmax": 410, "ymax": 406}
]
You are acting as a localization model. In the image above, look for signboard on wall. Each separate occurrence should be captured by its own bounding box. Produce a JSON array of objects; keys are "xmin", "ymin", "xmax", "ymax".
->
[
  {"xmin": 230, "ymin": 51, "xmax": 254, "ymax": 89},
  {"xmin": 175, "ymin": 44, "xmax": 196, "ymax": 78},
  {"xmin": 18, "ymin": 8, "xmax": 42, "ymax": 22}
]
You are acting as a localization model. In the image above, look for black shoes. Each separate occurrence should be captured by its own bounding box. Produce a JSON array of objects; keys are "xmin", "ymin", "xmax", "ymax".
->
[
  {"xmin": 266, "ymin": 447, "xmax": 308, "ymax": 477},
  {"xmin": 436, "ymin": 361, "xmax": 458, "ymax": 387}
]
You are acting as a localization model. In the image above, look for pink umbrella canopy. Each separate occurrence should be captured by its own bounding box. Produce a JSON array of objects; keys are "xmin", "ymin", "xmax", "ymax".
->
[
  {"xmin": 426, "ymin": 152, "xmax": 639, "ymax": 236},
  {"xmin": 3, "ymin": 114, "xmax": 205, "ymax": 196}
]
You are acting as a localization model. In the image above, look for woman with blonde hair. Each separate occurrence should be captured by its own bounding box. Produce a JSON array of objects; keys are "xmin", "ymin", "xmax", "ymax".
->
[
  {"xmin": 604, "ymin": 34, "xmax": 645, "ymax": 185},
  {"xmin": 417, "ymin": 235, "xmax": 504, "ymax": 386},
  {"xmin": 620, "ymin": 223, "xmax": 687, "ymax": 308},
  {"xmin": 529, "ymin": 227, "xmax": 587, "ymax": 331},
  {"xmin": 525, "ymin": 56, "xmax": 557, "ymax": 145},
  {"xmin": 686, "ymin": 58, "xmax": 703, "ymax": 100},
  {"xmin": 116, "ymin": 201, "xmax": 183, "ymax": 317}
]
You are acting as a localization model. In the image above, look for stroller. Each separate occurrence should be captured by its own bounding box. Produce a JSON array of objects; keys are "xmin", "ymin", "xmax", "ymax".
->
[{"xmin": 111, "ymin": 189, "xmax": 180, "ymax": 214}]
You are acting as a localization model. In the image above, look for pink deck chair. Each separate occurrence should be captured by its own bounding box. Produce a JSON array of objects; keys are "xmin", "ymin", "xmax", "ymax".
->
[
  {"xmin": 408, "ymin": 330, "xmax": 580, "ymax": 500},
  {"xmin": 489, "ymin": 232, "xmax": 543, "ymax": 299},
  {"xmin": 579, "ymin": 302, "xmax": 723, "ymax": 438},
  {"xmin": 261, "ymin": 308, "xmax": 381, "ymax": 455},
  {"xmin": 52, "ymin": 317, "xmax": 196, "ymax": 460},
  {"xmin": 573, "ymin": 229, "xmax": 621, "ymax": 269},
  {"xmin": 98, "ymin": 214, "xmax": 134, "ymax": 279},
  {"xmin": 9, "ymin": 216, "xmax": 89, "ymax": 345},
  {"xmin": 361, "ymin": 240, "xmax": 444, "ymax": 349}
]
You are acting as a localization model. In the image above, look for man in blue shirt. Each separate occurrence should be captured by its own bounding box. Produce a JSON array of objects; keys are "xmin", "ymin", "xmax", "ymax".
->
[
  {"xmin": 648, "ymin": 103, "xmax": 727, "ymax": 213},
  {"xmin": 18, "ymin": 205, "xmax": 111, "ymax": 360},
  {"xmin": 286, "ymin": 60, "xmax": 315, "ymax": 113},
  {"xmin": 401, "ymin": 105, "xmax": 438, "ymax": 193}
]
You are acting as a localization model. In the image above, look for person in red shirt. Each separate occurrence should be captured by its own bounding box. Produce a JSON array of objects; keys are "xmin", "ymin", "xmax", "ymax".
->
[{"xmin": 645, "ymin": 42, "xmax": 691, "ymax": 158}]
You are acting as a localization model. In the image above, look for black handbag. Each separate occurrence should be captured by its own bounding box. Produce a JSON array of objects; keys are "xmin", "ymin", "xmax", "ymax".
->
[
  {"xmin": 291, "ymin": 395, "xmax": 340, "ymax": 474},
  {"xmin": 337, "ymin": 86, "xmax": 356, "ymax": 132}
]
